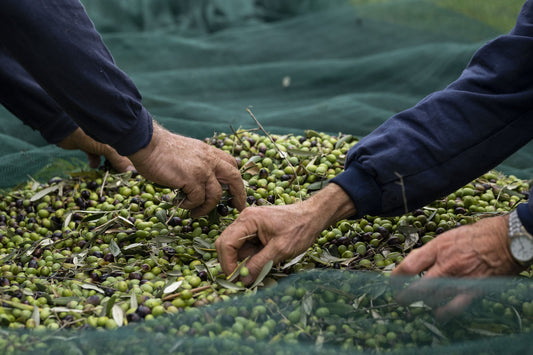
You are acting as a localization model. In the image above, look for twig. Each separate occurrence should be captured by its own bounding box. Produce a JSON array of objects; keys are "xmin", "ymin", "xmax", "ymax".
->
[
  {"xmin": 99, "ymin": 170, "xmax": 109, "ymax": 198},
  {"xmin": 246, "ymin": 108, "xmax": 303, "ymax": 201},
  {"xmin": 161, "ymin": 285, "xmax": 212, "ymax": 302},
  {"xmin": 394, "ymin": 172, "xmax": 408, "ymax": 214},
  {"xmin": 238, "ymin": 233, "xmax": 258, "ymax": 241}
]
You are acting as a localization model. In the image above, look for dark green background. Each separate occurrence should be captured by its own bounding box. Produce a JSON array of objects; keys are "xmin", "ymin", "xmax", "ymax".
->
[{"xmin": 0, "ymin": 0, "xmax": 530, "ymax": 187}]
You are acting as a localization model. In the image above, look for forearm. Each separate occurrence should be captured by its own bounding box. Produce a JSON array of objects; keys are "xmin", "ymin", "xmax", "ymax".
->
[
  {"xmin": 334, "ymin": 0, "xmax": 533, "ymax": 218},
  {"xmin": 0, "ymin": 0, "xmax": 152, "ymax": 156}
]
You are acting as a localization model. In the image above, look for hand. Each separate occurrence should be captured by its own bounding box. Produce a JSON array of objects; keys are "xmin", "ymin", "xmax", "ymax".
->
[
  {"xmin": 391, "ymin": 214, "xmax": 523, "ymax": 320},
  {"xmin": 128, "ymin": 122, "xmax": 246, "ymax": 218},
  {"xmin": 57, "ymin": 127, "xmax": 135, "ymax": 172},
  {"xmin": 216, "ymin": 183, "xmax": 356, "ymax": 284}
]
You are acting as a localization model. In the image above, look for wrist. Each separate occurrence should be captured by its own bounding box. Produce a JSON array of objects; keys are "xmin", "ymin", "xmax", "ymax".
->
[
  {"xmin": 303, "ymin": 183, "xmax": 357, "ymax": 229},
  {"xmin": 128, "ymin": 122, "xmax": 162, "ymax": 167}
]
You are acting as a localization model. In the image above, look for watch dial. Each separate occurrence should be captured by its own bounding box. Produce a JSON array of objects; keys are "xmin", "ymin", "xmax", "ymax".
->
[{"xmin": 510, "ymin": 235, "xmax": 533, "ymax": 262}]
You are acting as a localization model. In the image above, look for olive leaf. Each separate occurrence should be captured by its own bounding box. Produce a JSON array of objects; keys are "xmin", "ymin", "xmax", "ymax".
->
[
  {"xmin": 31, "ymin": 305, "xmax": 40, "ymax": 327},
  {"xmin": 80, "ymin": 212, "xmax": 107, "ymax": 223},
  {"xmin": 215, "ymin": 278, "xmax": 245, "ymax": 291},
  {"xmin": 398, "ymin": 225, "xmax": 419, "ymax": 251},
  {"xmin": 281, "ymin": 252, "xmax": 306, "ymax": 270},
  {"xmin": 104, "ymin": 295, "xmax": 117, "ymax": 317},
  {"xmin": 163, "ymin": 281, "xmax": 183, "ymax": 294},
  {"xmin": 307, "ymin": 179, "xmax": 330, "ymax": 191},
  {"xmin": 52, "ymin": 296, "xmax": 80, "ymax": 306},
  {"xmin": 334, "ymin": 134, "xmax": 353, "ymax": 149},
  {"xmin": 155, "ymin": 209, "xmax": 167, "ymax": 224},
  {"xmin": 130, "ymin": 289, "xmax": 138, "ymax": 311},
  {"xmin": 79, "ymin": 283, "xmax": 105, "ymax": 294},
  {"xmin": 250, "ymin": 260, "xmax": 273, "ymax": 289},
  {"xmin": 193, "ymin": 237, "xmax": 213, "ymax": 250},
  {"xmin": 421, "ymin": 320, "xmax": 447, "ymax": 340},
  {"xmin": 302, "ymin": 292, "xmax": 314, "ymax": 316},
  {"xmin": 51, "ymin": 307, "xmax": 83, "ymax": 313},
  {"xmin": 29, "ymin": 183, "xmax": 63, "ymax": 202},
  {"xmin": 112, "ymin": 304, "xmax": 124, "ymax": 327},
  {"xmin": 305, "ymin": 129, "xmax": 321, "ymax": 138},
  {"xmin": 109, "ymin": 239, "xmax": 121, "ymax": 257},
  {"xmin": 286, "ymin": 148, "xmax": 318, "ymax": 157},
  {"xmin": 226, "ymin": 256, "xmax": 251, "ymax": 282}
]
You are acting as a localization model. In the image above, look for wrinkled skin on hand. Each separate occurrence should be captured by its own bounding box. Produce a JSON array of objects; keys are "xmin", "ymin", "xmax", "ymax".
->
[
  {"xmin": 392, "ymin": 214, "xmax": 524, "ymax": 321},
  {"xmin": 216, "ymin": 183, "xmax": 356, "ymax": 284},
  {"xmin": 128, "ymin": 122, "xmax": 246, "ymax": 218},
  {"xmin": 57, "ymin": 127, "xmax": 134, "ymax": 172}
]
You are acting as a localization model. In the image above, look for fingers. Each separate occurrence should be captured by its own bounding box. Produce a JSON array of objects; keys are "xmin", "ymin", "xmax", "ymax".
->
[
  {"xmin": 86, "ymin": 153, "xmax": 101, "ymax": 169},
  {"xmin": 434, "ymin": 293, "xmax": 476, "ymax": 322},
  {"xmin": 103, "ymin": 149, "xmax": 135, "ymax": 172},
  {"xmin": 392, "ymin": 243, "xmax": 437, "ymax": 277},
  {"xmin": 215, "ymin": 212, "xmax": 259, "ymax": 276},
  {"xmin": 190, "ymin": 173, "xmax": 223, "ymax": 218},
  {"xmin": 214, "ymin": 159, "xmax": 246, "ymax": 211},
  {"xmin": 241, "ymin": 241, "xmax": 283, "ymax": 285}
]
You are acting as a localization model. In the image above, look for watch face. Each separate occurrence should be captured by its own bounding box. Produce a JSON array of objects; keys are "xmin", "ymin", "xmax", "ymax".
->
[{"xmin": 510, "ymin": 234, "xmax": 533, "ymax": 263}]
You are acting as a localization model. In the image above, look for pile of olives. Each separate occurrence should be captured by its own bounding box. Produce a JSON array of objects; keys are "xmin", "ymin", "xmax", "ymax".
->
[{"xmin": 0, "ymin": 129, "xmax": 532, "ymax": 354}]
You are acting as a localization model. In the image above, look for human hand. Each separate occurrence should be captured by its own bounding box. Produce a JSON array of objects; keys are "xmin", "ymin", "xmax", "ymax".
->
[
  {"xmin": 391, "ymin": 214, "xmax": 523, "ymax": 320},
  {"xmin": 216, "ymin": 183, "xmax": 356, "ymax": 284},
  {"xmin": 57, "ymin": 127, "xmax": 135, "ymax": 172},
  {"xmin": 128, "ymin": 122, "xmax": 246, "ymax": 218}
]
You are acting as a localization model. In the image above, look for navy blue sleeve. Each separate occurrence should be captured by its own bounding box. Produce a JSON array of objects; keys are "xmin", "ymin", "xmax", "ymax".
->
[
  {"xmin": 0, "ymin": 50, "xmax": 79, "ymax": 144},
  {"xmin": 332, "ymin": 0, "xmax": 533, "ymax": 219},
  {"xmin": 0, "ymin": 0, "xmax": 152, "ymax": 156}
]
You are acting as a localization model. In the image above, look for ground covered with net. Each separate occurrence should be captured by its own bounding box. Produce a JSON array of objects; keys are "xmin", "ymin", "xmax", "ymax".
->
[{"xmin": 1, "ymin": 0, "xmax": 533, "ymax": 354}]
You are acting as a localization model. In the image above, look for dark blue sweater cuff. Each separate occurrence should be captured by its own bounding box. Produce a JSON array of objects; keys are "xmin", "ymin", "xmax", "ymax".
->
[
  {"xmin": 110, "ymin": 107, "xmax": 153, "ymax": 156},
  {"xmin": 517, "ymin": 201, "xmax": 533, "ymax": 235},
  {"xmin": 330, "ymin": 162, "xmax": 382, "ymax": 219}
]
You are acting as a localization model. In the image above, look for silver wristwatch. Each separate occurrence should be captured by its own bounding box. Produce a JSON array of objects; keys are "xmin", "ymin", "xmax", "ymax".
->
[{"xmin": 508, "ymin": 209, "xmax": 533, "ymax": 266}]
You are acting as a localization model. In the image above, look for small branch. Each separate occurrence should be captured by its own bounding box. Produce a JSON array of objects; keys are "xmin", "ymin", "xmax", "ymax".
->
[
  {"xmin": 394, "ymin": 172, "xmax": 408, "ymax": 214},
  {"xmin": 246, "ymin": 108, "xmax": 303, "ymax": 201},
  {"xmin": 161, "ymin": 285, "xmax": 212, "ymax": 302}
]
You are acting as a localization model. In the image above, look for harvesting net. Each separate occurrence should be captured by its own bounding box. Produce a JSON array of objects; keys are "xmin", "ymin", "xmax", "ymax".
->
[{"xmin": 1, "ymin": 0, "xmax": 533, "ymax": 354}]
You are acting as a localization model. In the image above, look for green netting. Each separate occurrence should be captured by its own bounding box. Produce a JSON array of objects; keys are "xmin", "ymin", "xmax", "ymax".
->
[
  {"xmin": 2, "ymin": 1, "xmax": 533, "ymax": 354},
  {"xmin": 4, "ymin": 271, "xmax": 533, "ymax": 354},
  {"xmin": 0, "ymin": 0, "xmax": 531, "ymax": 188}
]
